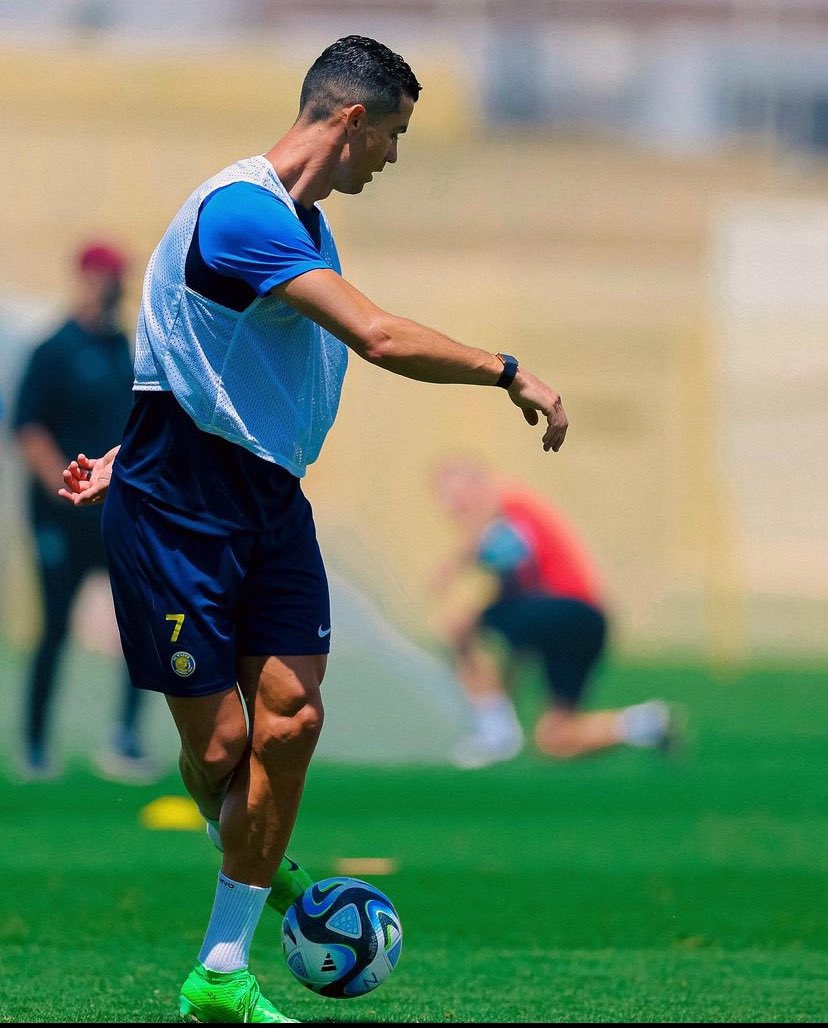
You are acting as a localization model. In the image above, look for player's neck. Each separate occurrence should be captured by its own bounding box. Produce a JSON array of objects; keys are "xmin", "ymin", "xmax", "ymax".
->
[{"xmin": 264, "ymin": 121, "xmax": 341, "ymax": 208}]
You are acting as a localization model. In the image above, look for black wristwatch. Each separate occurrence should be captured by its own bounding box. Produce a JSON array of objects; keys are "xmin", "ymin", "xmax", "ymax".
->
[{"xmin": 495, "ymin": 352, "xmax": 519, "ymax": 389}]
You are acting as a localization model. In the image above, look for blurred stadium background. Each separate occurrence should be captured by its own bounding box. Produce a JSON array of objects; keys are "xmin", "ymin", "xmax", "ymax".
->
[{"xmin": 0, "ymin": 1, "xmax": 825, "ymax": 761}]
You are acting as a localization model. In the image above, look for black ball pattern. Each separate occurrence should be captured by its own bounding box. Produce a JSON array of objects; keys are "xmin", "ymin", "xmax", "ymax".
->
[{"xmin": 282, "ymin": 877, "xmax": 402, "ymax": 998}]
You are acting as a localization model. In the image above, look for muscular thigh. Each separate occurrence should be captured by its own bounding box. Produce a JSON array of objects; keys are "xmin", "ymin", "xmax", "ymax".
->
[
  {"xmin": 237, "ymin": 654, "xmax": 327, "ymax": 764},
  {"xmin": 166, "ymin": 686, "xmax": 249, "ymax": 765},
  {"xmin": 238, "ymin": 654, "xmax": 327, "ymax": 718}
]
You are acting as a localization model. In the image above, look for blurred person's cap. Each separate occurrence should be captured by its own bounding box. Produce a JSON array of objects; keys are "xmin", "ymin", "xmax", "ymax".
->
[{"xmin": 76, "ymin": 241, "xmax": 128, "ymax": 278}]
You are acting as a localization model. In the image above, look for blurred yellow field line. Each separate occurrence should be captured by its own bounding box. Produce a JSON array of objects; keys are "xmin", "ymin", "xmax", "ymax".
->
[{"xmin": 335, "ymin": 857, "xmax": 398, "ymax": 876}]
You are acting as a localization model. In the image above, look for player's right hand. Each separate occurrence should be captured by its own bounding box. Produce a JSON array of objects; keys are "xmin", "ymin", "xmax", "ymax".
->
[
  {"xmin": 506, "ymin": 369, "xmax": 569, "ymax": 452},
  {"xmin": 57, "ymin": 449, "xmax": 117, "ymax": 507}
]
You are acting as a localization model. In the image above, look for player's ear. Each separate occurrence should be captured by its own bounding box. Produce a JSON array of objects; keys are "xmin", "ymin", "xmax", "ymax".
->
[{"xmin": 343, "ymin": 103, "xmax": 367, "ymax": 133}]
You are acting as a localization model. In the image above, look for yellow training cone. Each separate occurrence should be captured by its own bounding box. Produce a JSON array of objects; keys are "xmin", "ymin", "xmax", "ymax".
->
[{"xmin": 140, "ymin": 794, "xmax": 203, "ymax": 831}]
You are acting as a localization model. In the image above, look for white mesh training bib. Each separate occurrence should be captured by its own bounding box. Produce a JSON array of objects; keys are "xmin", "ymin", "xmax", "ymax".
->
[{"xmin": 133, "ymin": 155, "xmax": 349, "ymax": 477}]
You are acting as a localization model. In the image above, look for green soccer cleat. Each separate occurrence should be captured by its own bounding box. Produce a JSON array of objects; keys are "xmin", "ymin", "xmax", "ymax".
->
[
  {"xmin": 179, "ymin": 963, "xmax": 298, "ymax": 1023},
  {"xmin": 267, "ymin": 855, "xmax": 314, "ymax": 915}
]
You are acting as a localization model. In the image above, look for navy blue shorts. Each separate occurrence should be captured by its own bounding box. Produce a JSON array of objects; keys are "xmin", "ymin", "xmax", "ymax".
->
[
  {"xmin": 101, "ymin": 475, "xmax": 331, "ymax": 697},
  {"xmin": 480, "ymin": 595, "xmax": 607, "ymax": 708}
]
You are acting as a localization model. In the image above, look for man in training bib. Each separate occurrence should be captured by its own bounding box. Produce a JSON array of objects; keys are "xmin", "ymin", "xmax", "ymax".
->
[{"xmin": 59, "ymin": 36, "xmax": 568, "ymax": 1023}]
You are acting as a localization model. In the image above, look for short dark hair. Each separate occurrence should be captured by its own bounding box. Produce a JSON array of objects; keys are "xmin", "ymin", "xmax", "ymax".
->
[{"xmin": 299, "ymin": 35, "xmax": 421, "ymax": 123}]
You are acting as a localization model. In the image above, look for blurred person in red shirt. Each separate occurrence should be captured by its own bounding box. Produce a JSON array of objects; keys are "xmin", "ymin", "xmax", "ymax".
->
[{"xmin": 431, "ymin": 456, "xmax": 682, "ymax": 768}]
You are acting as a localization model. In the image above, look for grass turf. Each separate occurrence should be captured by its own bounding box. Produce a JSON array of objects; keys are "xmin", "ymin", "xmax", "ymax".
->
[{"xmin": 0, "ymin": 654, "xmax": 825, "ymax": 1022}]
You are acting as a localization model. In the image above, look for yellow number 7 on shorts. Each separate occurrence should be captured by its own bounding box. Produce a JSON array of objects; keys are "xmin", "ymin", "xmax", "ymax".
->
[{"xmin": 165, "ymin": 613, "xmax": 186, "ymax": 642}]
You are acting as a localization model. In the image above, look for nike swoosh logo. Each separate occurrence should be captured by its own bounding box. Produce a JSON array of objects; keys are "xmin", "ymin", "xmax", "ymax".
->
[{"xmin": 317, "ymin": 625, "xmax": 332, "ymax": 637}]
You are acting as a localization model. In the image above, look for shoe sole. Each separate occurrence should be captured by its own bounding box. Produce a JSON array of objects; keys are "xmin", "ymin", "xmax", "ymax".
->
[
  {"xmin": 451, "ymin": 742, "xmax": 523, "ymax": 769},
  {"xmin": 179, "ymin": 997, "xmax": 208, "ymax": 1023},
  {"xmin": 179, "ymin": 995, "xmax": 298, "ymax": 1024}
]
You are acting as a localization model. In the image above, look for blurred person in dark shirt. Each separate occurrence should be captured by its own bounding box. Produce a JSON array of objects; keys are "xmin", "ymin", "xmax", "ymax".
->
[{"xmin": 11, "ymin": 241, "xmax": 156, "ymax": 782}]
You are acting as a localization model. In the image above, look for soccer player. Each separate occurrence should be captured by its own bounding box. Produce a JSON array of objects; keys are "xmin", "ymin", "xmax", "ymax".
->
[
  {"xmin": 431, "ymin": 456, "xmax": 681, "ymax": 769},
  {"xmin": 58, "ymin": 36, "xmax": 568, "ymax": 1023},
  {"xmin": 11, "ymin": 241, "xmax": 155, "ymax": 782}
]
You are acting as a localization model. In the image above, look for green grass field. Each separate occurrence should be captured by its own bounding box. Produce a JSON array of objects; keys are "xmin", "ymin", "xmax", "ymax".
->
[{"xmin": 0, "ymin": 648, "xmax": 825, "ymax": 1023}]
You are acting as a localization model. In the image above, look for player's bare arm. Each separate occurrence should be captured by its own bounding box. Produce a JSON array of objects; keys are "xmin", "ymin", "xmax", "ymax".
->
[
  {"xmin": 58, "ymin": 445, "xmax": 121, "ymax": 506},
  {"xmin": 273, "ymin": 269, "xmax": 569, "ymax": 452}
]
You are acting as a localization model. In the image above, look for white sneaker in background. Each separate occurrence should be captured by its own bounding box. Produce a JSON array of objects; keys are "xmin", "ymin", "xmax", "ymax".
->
[
  {"xmin": 93, "ymin": 748, "xmax": 160, "ymax": 785},
  {"xmin": 450, "ymin": 725, "xmax": 525, "ymax": 769}
]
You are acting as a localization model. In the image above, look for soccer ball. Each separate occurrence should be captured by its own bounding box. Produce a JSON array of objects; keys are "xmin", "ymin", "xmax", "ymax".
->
[{"xmin": 281, "ymin": 876, "xmax": 403, "ymax": 998}]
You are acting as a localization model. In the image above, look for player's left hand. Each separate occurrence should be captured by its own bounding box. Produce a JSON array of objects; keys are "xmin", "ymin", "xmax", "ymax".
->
[
  {"xmin": 506, "ymin": 368, "xmax": 569, "ymax": 452},
  {"xmin": 58, "ymin": 449, "xmax": 117, "ymax": 506}
]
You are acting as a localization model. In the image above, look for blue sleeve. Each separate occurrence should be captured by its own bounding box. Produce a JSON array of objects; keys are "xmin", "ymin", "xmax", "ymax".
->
[
  {"xmin": 477, "ymin": 519, "xmax": 531, "ymax": 574},
  {"xmin": 197, "ymin": 182, "xmax": 330, "ymax": 296}
]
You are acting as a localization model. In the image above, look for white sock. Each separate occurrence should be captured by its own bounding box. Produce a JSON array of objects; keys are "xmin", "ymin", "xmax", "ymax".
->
[
  {"xmin": 198, "ymin": 872, "xmax": 271, "ymax": 972},
  {"xmin": 619, "ymin": 700, "xmax": 669, "ymax": 748}
]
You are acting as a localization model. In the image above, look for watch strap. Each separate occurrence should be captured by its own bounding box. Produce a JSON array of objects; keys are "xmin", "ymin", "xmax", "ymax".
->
[{"xmin": 495, "ymin": 352, "xmax": 519, "ymax": 389}]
